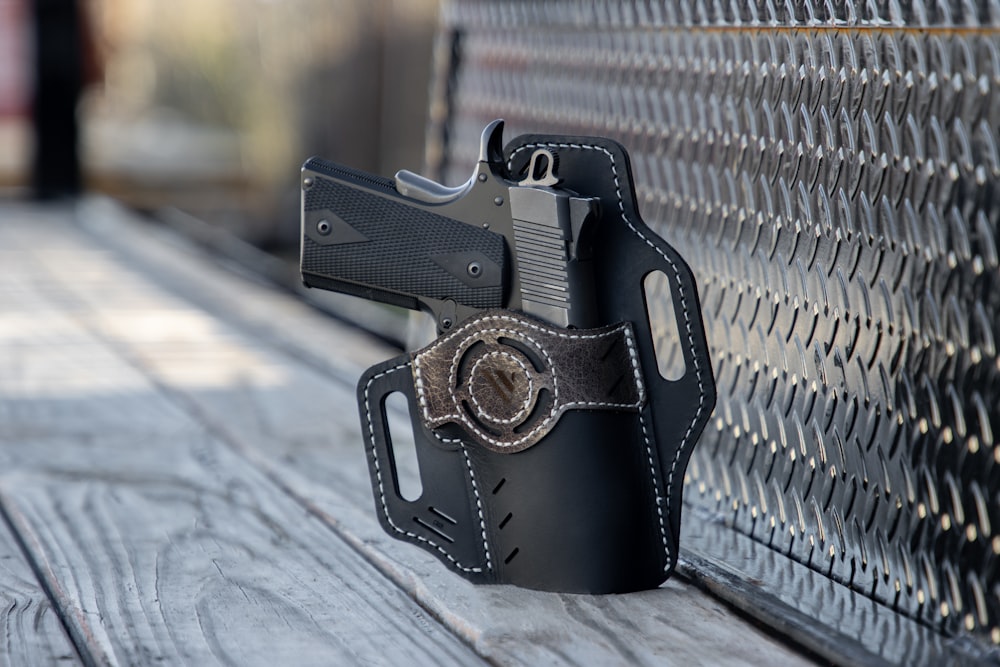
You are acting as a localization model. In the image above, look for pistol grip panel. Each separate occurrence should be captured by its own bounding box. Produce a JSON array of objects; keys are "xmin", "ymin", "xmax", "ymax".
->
[{"xmin": 302, "ymin": 158, "xmax": 508, "ymax": 312}]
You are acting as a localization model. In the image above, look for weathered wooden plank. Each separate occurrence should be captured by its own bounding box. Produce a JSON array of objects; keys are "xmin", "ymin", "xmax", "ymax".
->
[
  {"xmin": 0, "ymin": 509, "xmax": 79, "ymax": 666},
  {"xmin": 0, "ymin": 457, "xmax": 481, "ymax": 667},
  {"xmin": 63, "ymin": 200, "xmax": 818, "ymax": 665},
  {"xmin": 0, "ymin": 207, "xmax": 485, "ymax": 666}
]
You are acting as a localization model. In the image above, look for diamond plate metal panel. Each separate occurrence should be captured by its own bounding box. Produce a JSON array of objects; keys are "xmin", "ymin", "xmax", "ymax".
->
[{"xmin": 431, "ymin": 1, "xmax": 1000, "ymax": 662}]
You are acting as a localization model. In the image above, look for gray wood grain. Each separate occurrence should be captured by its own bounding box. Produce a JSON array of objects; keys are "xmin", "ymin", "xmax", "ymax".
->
[
  {"xmin": 0, "ymin": 510, "xmax": 79, "ymax": 666},
  {"xmin": 64, "ymin": 199, "xmax": 817, "ymax": 666},
  {"xmin": 0, "ymin": 206, "xmax": 484, "ymax": 667}
]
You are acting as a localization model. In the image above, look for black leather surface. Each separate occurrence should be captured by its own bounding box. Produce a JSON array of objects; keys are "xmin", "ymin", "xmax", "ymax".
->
[{"xmin": 354, "ymin": 131, "xmax": 716, "ymax": 593}]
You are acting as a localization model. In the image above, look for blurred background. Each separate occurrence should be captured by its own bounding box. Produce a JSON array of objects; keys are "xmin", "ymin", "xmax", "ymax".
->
[{"xmin": 0, "ymin": 0, "xmax": 441, "ymax": 250}]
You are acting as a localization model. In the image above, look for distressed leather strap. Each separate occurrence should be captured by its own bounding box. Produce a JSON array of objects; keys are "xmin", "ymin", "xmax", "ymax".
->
[{"xmin": 411, "ymin": 310, "xmax": 645, "ymax": 453}]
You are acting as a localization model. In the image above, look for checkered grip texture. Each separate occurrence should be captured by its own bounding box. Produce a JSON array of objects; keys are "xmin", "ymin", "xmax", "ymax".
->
[
  {"xmin": 303, "ymin": 172, "xmax": 506, "ymax": 309},
  {"xmin": 431, "ymin": 1, "xmax": 1000, "ymax": 660}
]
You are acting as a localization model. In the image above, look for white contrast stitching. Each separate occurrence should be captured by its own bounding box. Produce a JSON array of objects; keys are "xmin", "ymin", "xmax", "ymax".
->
[
  {"xmin": 621, "ymin": 322, "xmax": 645, "ymax": 400},
  {"xmin": 362, "ymin": 361, "xmax": 490, "ymax": 573},
  {"xmin": 412, "ymin": 317, "xmax": 645, "ymax": 449},
  {"xmin": 509, "ymin": 142, "xmax": 707, "ymax": 570},
  {"xmin": 638, "ymin": 409, "xmax": 669, "ymax": 562},
  {"xmin": 435, "ymin": 435, "xmax": 493, "ymax": 572}
]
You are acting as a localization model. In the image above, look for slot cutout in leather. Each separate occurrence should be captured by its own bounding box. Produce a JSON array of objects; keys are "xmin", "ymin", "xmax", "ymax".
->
[
  {"xmin": 385, "ymin": 391, "xmax": 423, "ymax": 501},
  {"xmin": 643, "ymin": 270, "xmax": 687, "ymax": 381}
]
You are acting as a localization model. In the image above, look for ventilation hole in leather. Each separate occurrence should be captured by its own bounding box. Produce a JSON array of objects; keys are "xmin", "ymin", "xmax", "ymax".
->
[
  {"xmin": 504, "ymin": 547, "xmax": 520, "ymax": 564},
  {"xmin": 413, "ymin": 516, "xmax": 454, "ymax": 543},
  {"xmin": 492, "ymin": 478, "xmax": 506, "ymax": 494},
  {"xmin": 499, "ymin": 512, "xmax": 513, "ymax": 529},
  {"xmin": 429, "ymin": 506, "xmax": 458, "ymax": 525}
]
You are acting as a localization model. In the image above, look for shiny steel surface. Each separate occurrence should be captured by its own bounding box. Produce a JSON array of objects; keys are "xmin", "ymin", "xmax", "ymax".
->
[{"xmin": 431, "ymin": 1, "xmax": 1000, "ymax": 661}]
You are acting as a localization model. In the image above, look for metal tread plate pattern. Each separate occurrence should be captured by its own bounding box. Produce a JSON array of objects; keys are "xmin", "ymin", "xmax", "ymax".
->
[{"xmin": 430, "ymin": 1, "xmax": 1000, "ymax": 663}]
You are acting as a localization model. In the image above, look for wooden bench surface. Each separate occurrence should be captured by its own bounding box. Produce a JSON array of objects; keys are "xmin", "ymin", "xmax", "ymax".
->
[{"xmin": 0, "ymin": 199, "xmax": 814, "ymax": 666}]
